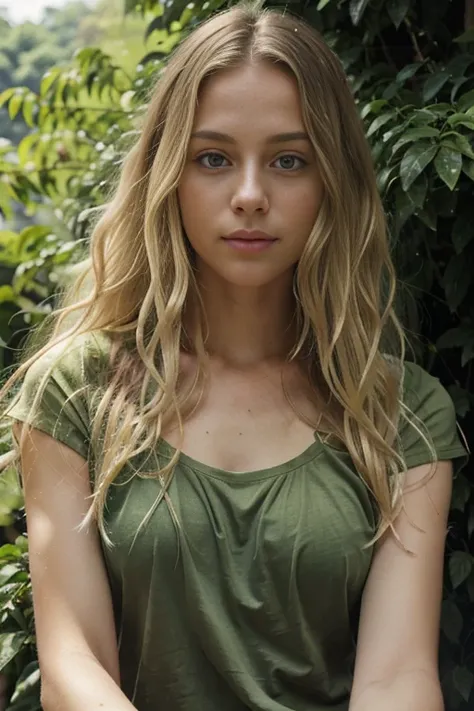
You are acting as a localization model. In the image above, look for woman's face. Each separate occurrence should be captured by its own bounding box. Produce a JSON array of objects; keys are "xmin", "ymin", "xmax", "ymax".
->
[{"xmin": 177, "ymin": 61, "xmax": 323, "ymax": 289}]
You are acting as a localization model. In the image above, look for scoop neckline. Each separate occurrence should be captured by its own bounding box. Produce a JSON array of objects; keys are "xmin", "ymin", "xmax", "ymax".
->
[{"xmin": 156, "ymin": 433, "xmax": 326, "ymax": 482}]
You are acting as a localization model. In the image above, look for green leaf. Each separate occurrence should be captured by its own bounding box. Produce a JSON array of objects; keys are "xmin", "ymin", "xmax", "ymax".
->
[
  {"xmin": 0, "ymin": 87, "xmax": 16, "ymax": 109},
  {"xmin": 382, "ymin": 124, "xmax": 405, "ymax": 144},
  {"xmin": 409, "ymin": 108, "xmax": 439, "ymax": 124},
  {"xmin": 361, "ymin": 99, "xmax": 388, "ymax": 119},
  {"xmin": 387, "ymin": 0, "xmax": 409, "ymax": 28},
  {"xmin": 8, "ymin": 660, "xmax": 41, "ymax": 706},
  {"xmin": 453, "ymin": 667, "xmax": 474, "ymax": 703},
  {"xmin": 425, "ymin": 102, "xmax": 452, "ymax": 116},
  {"xmin": 442, "ymin": 254, "xmax": 472, "ymax": 311},
  {"xmin": 396, "ymin": 63, "xmax": 423, "ymax": 84},
  {"xmin": 350, "ymin": 0, "xmax": 370, "ymax": 25},
  {"xmin": 382, "ymin": 82, "xmax": 400, "ymax": 101},
  {"xmin": 40, "ymin": 67, "xmax": 63, "ymax": 97},
  {"xmin": 0, "ymin": 563, "xmax": 23, "ymax": 586},
  {"xmin": 0, "ymin": 545, "xmax": 21, "ymax": 560},
  {"xmin": 448, "ymin": 112, "xmax": 474, "ymax": 130},
  {"xmin": 14, "ymin": 537, "xmax": 28, "ymax": 554},
  {"xmin": 407, "ymin": 173, "xmax": 428, "ymax": 209},
  {"xmin": 376, "ymin": 165, "xmax": 397, "ymax": 194},
  {"xmin": 462, "ymin": 160, "xmax": 474, "ymax": 180},
  {"xmin": 22, "ymin": 94, "xmax": 36, "ymax": 129},
  {"xmin": 415, "ymin": 205, "xmax": 436, "ymax": 231},
  {"xmin": 462, "ymin": 342, "xmax": 474, "ymax": 367},
  {"xmin": 458, "ymin": 88, "xmax": 474, "ymax": 111},
  {"xmin": 448, "ymin": 384, "xmax": 471, "ymax": 418},
  {"xmin": 441, "ymin": 599, "xmax": 463, "ymax": 643},
  {"xmin": 451, "ymin": 474, "xmax": 471, "ymax": 511},
  {"xmin": 446, "ymin": 54, "xmax": 474, "ymax": 77},
  {"xmin": 394, "ymin": 187, "xmax": 416, "ymax": 234},
  {"xmin": 453, "ymin": 214, "xmax": 474, "ymax": 253},
  {"xmin": 367, "ymin": 112, "xmax": 395, "ymax": 137},
  {"xmin": 437, "ymin": 325, "xmax": 474, "ymax": 350},
  {"xmin": 316, "ymin": 0, "xmax": 332, "ymax": 8},
  {"xmin": 454, "ymin": 118, "xmax": 474, "ymax": 130},
  {"xmin": 454, "ymin": 28, "xmax": 474, "ymax": 43},
  {"xmin": 451, "ymin": 77, "xmax": 469, "ymax": 102},
  {"xmin": 392, "ymin": 126, "xmax": 440, "ymax": 154},
  {"xmin": 17, "ymin": 132, "xmax": 40, "ymax": 169},
  {"xmin": 8, "ymin": 92, "xmax": 24, "ymax": 121},
  {"xmin": 434, "ymin": 147, "xmax": 462, "ymax": 190},
  {"xmin": 0, "ymin": 632, "xmax": 27, "ymax": 672},
  {"xmin": 0, "ymin": 582, "xmax": 24, "ymax": 610},
  {"xmin": 423, "ymin": 72, "xmax": 450, "ymax": 102},
  {"xmin": 449, "ymin": 551, "xmax": 473, "ymax": 589},
  {"xmin": 443, "ymin": 132, "xmax": 474, "ymax": 160},
  {"xmin": 400, "ymin": 143, "xmax": 437, "ymax": 191}
]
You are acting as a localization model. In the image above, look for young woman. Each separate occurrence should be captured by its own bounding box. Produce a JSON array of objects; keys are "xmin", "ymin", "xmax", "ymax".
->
[{"xmin": 1, "ymin": 2, "xmax": 468, "ymax": 710}]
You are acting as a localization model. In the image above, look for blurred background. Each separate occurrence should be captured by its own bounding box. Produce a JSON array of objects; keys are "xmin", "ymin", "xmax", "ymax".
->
[{"xmin": 0, "ymin": 1, "xmax": 473, "ymax": 709}]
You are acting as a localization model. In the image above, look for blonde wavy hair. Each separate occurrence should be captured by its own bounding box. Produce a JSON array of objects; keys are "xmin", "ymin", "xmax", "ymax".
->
[{"xmin": 0, "ymin": 0, "xmax": 433, "ymax": 550}]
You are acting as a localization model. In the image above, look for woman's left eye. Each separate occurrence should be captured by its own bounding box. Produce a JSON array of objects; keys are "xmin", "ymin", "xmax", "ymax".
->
[{"xmin": 273, "ymin": 155, "xmax": 307, "ymax": 170}]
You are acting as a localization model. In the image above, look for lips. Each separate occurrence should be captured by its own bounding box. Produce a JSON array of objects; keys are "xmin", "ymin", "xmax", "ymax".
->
[
  {"xmin": 221, "ymin": 230, "xmax": 278, "ymax": 253},
  {"xmin": 222, "ymin": 229, "xmax": 277, "ymax": 242}
]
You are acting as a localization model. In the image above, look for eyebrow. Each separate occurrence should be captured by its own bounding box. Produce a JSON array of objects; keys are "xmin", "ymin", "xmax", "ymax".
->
[{"xmin": 190, "ymin": 130, "xmax": 311, "ymax": 144}]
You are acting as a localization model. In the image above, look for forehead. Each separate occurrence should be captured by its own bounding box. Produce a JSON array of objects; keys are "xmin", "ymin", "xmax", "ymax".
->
[{"xmin": 193, "ymin": 62, "xmax": 305, "ymax": 133}]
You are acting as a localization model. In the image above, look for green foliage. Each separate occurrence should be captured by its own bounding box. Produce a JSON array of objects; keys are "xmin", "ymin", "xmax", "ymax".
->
[
  {"xmin": 0, "ymin": 3, "xmax": 96, "ymax": 146},
  {"xmin": 299, "ymin": 2, "xmax": 474, "ymax": 705},
  {"xmin": 0, "ymin": 0, "xmax": 473, "ymax": 708},
  {"xmin": 0, "ymin": 465, "xmax": 38, "ymax": 707},
  {"xmin": 0, "ymin": 532, "xmax": 40, "ymax": 710}
]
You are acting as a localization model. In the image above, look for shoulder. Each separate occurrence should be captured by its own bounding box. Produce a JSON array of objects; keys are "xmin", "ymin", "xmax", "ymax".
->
[
  {"xmin": 12, "ymin": 331, "xmax": 114, "ymax": 414},
  {"xmin": 26, "ymin": 330, "xmax": 112, "ymax": 380},
  {"xmin": 6, "ymin": 332, "xmax": 113, "ymax": 460},
  {"xmin": 400, "ymin": 360, "xmax": 455, "ymax": 414},
  {"xmin": 397, "ymin": 360, "xmax": 468, "ymax": 474}
]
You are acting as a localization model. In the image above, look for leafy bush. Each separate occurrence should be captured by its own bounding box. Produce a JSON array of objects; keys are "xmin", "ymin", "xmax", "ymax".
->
[{"xmin": 0, "ymin": 0, "xmax": 473, "ymax": 708}]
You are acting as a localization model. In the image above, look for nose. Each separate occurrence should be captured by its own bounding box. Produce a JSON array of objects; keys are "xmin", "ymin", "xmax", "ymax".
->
[{"xmin": 230, "ymin": 164, "xmax": 269, "ymax": 214}]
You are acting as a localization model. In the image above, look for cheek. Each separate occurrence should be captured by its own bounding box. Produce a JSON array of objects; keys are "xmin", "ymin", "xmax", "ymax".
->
[
  {"xmin": 177, "ymin": 178, "xmax": 205, "ymax": 234},
  {"xmin": 286, "ymin": 182, "xmax": 323, "ymax": 234}
]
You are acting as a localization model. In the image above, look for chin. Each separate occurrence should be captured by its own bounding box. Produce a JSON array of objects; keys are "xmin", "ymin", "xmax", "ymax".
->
[{"xmin": 218, "ymin": 265, "xmax": 290, "ymax": 289}]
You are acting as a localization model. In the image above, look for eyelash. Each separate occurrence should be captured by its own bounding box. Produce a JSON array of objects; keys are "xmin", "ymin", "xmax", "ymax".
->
[{"xmin": 195, "ymin": 152, "xmax": 307, "ymax": 171}]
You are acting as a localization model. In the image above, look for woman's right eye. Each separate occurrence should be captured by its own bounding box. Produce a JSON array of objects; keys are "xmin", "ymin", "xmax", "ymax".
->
[{"xmin": 196, "ymin": 152, "xmax": 229, "ymax": 169}]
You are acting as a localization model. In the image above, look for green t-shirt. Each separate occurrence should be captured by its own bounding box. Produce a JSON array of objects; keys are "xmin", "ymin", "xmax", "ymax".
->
[{"xmin": 5, "ymin": 331, "xmax": 469, "ymax": 711}]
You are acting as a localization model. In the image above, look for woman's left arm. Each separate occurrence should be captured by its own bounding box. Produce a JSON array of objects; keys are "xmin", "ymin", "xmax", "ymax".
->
[{"xmin": 349, "ymin": 459, "xmax": 454, "ymax": 711}]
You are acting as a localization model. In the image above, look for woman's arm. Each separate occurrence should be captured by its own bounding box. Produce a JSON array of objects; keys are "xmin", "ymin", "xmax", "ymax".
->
[
  {"xmin": 14, "ymin": 423, "xmax": 137, "ymax": 711},
  {"xmin": 348, "ymin": 459, "xmax": 453, "ymax": 711},
  {"xmin": 41, "ymin": 656, "xmax": 137, "ymax": 711}
]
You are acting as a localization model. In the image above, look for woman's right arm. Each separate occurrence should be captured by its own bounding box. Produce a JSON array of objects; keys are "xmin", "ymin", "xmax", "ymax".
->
[{"xmin": 13, "ymin": 423, "xmax": 137, "ymax": 711}]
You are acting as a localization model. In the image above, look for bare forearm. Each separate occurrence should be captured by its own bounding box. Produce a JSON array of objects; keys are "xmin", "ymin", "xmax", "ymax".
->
[
  {"xmin": 41, "ymin": 656, "xmax": 137, "ymax": 711},
  {"xmin": 349, "ymin": 668, "xmax": 444, "ymax": 711}
]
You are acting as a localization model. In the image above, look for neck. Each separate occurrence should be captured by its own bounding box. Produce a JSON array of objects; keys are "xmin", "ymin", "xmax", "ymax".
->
[{"xmin": 184, "ymin": 266, "xmax": 298, "ymax": 368}]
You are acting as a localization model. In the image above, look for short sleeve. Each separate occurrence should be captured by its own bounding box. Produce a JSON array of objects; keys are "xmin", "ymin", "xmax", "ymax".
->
[
  {"xmin": 399, "ymin": 361, "xmax": 469, "ymax": 476},
  {"xmin": 4, "ymin": 334, "xmax": 98, "ymax": 461}
]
